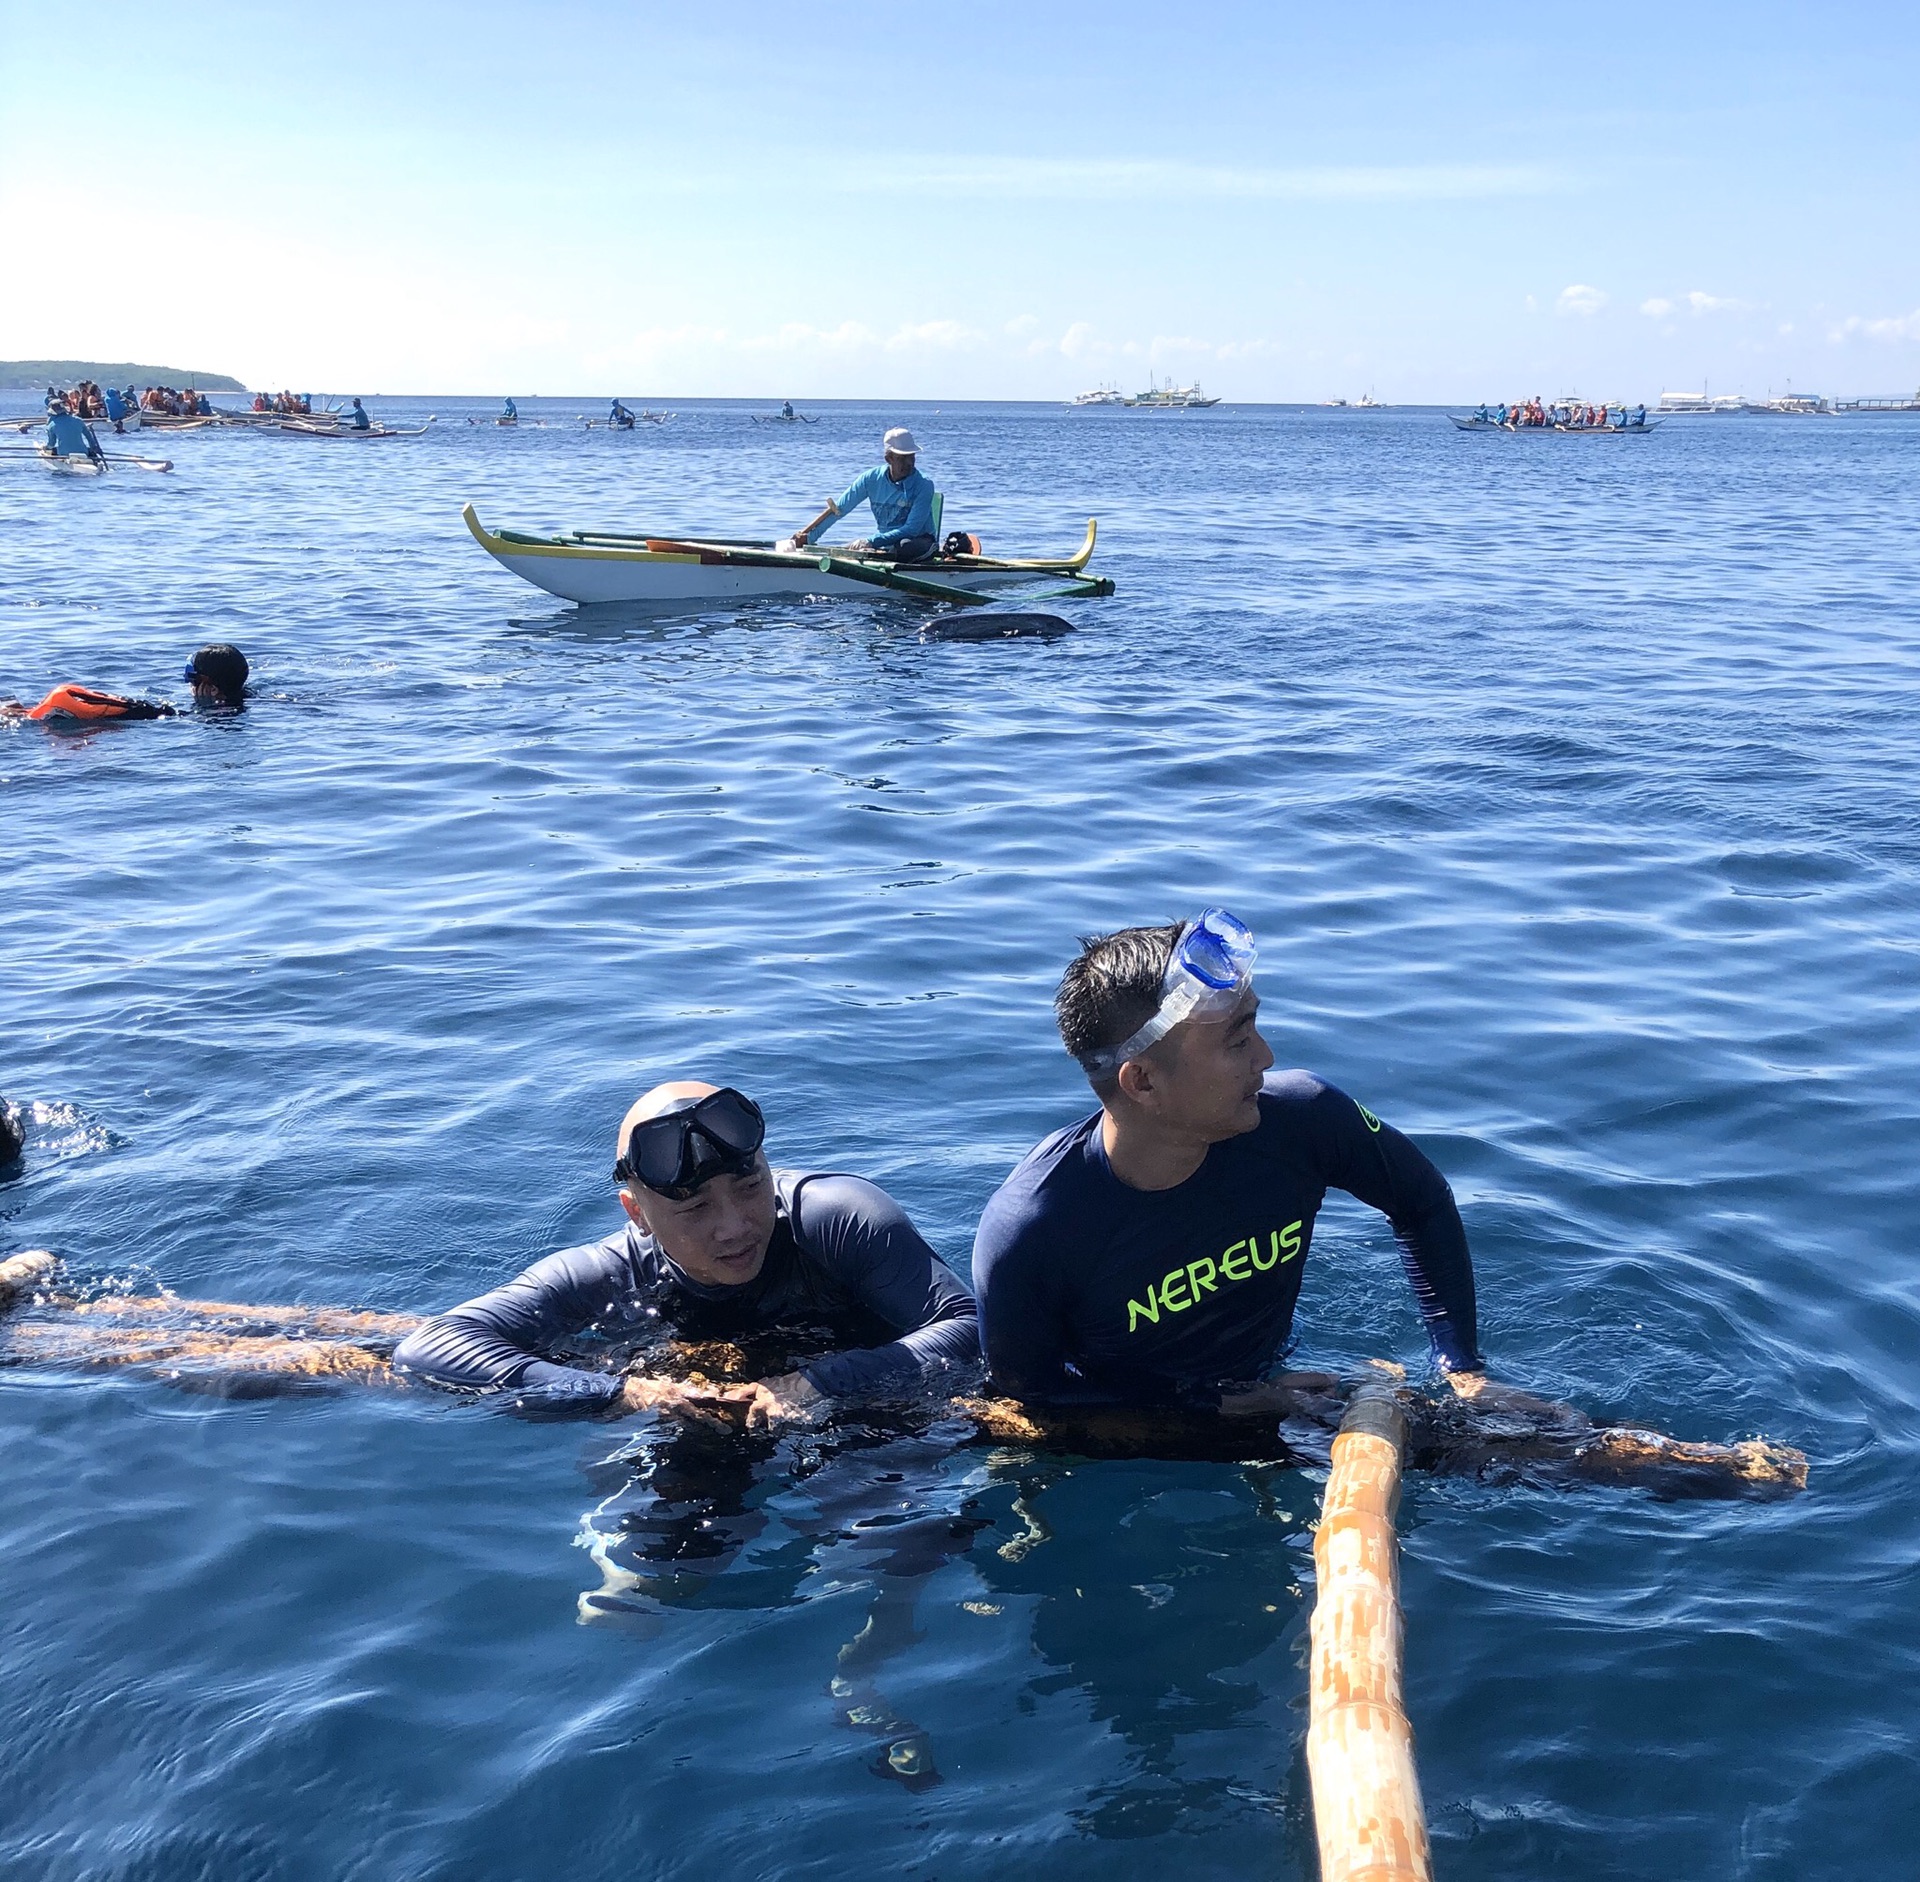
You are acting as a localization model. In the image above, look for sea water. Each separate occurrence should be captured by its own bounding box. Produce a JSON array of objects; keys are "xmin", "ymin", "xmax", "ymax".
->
[{"xmin": 2, "ymin": 396, "xmax": 1916, "ymax": 1880}]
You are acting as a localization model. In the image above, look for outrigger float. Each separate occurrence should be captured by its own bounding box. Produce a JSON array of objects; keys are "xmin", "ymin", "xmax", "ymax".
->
[{"xmin": 461, "ymin": 503, "xmax": 1113, "ymax": 608}]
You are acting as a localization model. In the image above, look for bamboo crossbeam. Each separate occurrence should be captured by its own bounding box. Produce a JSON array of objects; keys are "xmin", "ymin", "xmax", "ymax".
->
[
  {"xmin": 1306, "ymin": 1380, "xmax": 1430, "ymax": 1882},
  {"xmin": 0, "ymin": 1270, "xmax": 1808, "ymax": 1499}
]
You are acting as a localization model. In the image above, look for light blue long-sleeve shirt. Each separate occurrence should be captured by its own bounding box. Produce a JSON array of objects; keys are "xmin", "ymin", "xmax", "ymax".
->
[
  {"xmin": 818, "ymin": 464, "xmax": 936, "ymax": 548},
  {"xmin": 45, "ymin": 413, "xmax": 100, "ymax": 457}
]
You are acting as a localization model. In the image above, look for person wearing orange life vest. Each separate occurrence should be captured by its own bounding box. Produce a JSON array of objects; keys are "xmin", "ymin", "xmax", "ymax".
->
[{"xmin": 2, "ymin": 644, "xmax": 249, "ymax": 725}]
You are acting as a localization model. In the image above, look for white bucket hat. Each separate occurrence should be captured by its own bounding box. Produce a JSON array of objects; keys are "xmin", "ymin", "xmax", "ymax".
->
[{"xmin": 883, "ymin": 427, "xmax": 918, "ymax": 458}]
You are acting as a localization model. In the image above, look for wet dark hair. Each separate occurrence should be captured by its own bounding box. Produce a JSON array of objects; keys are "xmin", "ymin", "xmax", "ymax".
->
[
  {"xmin": 1053, "ymin": 922, "xmax": 1182, "ymax": 1082},
  {"xmin": 188, "ymin": 643, "xmax": 249, "ymax": 707},
  {"xmin": 0, "ymin": 1100, "xmax": 22, "ymax": 1166}
]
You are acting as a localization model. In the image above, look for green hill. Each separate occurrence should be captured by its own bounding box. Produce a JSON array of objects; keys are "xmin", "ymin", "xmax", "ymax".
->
[{"xmin": 0, "ymin": 359, "xmax": 246, "ymax": 392}]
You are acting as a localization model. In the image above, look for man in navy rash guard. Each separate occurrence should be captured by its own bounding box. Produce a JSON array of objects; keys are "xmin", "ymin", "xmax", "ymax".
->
[
  {"xmin": 972, "ymin": 913, "xmax": 1487, "ymax": 1413},
  {"xmin": 395, "ymin": 1081, "xmax": 977, "ymax": 1424}
]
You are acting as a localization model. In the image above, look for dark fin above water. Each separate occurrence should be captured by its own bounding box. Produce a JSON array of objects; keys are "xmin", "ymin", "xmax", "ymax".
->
[{"xmin": 919, "ymin": 612, "xmax": 1073, "ymax": 642}]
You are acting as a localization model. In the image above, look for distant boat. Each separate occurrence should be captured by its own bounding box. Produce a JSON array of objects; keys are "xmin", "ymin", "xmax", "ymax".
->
[
  {"xmin": 1125, "ymin": 375, "xmax": 1220, "ymax": 409},
  {"xmin": 1067, "ymin": 385, "xmax": 1125, "ymax": 407},
  {"xmin": 267, "ymin": 417, "xmax": 436, "ymax": 440},
  {"xmin": 1355, "ymin": 393, "xmax": 1381, "ymax": 409},
  {"xmin": 1657, "ymin": 390, "xmax": 1748, "ymax": 414},
  {"xmin": 1451, "ymin": 414, "xmax": 1656, "ymax": 434},
  {"xmin": 1757, "ymin": 393, "xmax": 1831, "ymax": 415},
  {"xmin": 1322, "ymin": 397, "xmax": 1348, "ymax": 407}
]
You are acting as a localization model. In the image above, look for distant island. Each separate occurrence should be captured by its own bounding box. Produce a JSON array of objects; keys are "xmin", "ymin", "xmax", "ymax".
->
[{"xmin": 0, "ymin": 359, "xmax": 246, "ymax": 392}]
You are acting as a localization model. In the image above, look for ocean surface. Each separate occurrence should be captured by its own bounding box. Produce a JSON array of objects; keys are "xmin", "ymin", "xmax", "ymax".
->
[{"xmin": 2, "ymin": 394, "xmax": 1916, "ymax": 1880}]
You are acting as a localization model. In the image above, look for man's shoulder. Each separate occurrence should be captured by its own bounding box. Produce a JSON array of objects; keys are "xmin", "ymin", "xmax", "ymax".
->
[
  {"xmin": 976, "ymin": 1115, "xmax": 1102, "ymax": 1252},
  {"xmin": 781, "ymin": 1167, "xmax": 908, "ymax": 1237},
  {"xmin": 525, "ymin": 1225, "xmax": 643, "ymax": 1290},
  {"xmin": 1259, "ymin": 1068, "xmax": 1333, "ymax": 1110}
]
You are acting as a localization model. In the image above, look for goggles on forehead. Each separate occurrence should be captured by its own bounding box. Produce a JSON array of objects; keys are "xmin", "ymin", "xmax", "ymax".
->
[
  {"xmin": 613, "ymin": 1088, "xmax": 766, "ymax": 1199},
  {"xmin": 1076, "ymin": 908, "xmax": 1257, "ymax": 1080}
]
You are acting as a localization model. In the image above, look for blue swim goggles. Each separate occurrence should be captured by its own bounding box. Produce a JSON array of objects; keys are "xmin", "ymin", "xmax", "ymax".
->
[{"xmin": 1077, "ymin": 908, "xmax": 1258, "ymax": 1079}]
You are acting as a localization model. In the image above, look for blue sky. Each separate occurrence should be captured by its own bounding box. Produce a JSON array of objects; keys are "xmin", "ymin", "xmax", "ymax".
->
[{"xmin": 3, "ymin": 0, "xmax": 1917, "ymax": 400}]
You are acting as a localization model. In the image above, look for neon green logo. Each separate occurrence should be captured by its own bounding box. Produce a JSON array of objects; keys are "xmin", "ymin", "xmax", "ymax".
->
[
  {"xmin": 1356, "ymin": 1102, "xmax": 1383, "ymax": 1133},
  {"xmin": 1126, "ymin": 1220, "xmax": 1303, "ymax": 1332}
]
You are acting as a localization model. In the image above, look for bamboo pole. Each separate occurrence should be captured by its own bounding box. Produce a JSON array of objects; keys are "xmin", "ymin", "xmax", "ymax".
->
[{"xmin": 1307, "ymin": 1379, "xmax": 1431, "ymax": 1882}]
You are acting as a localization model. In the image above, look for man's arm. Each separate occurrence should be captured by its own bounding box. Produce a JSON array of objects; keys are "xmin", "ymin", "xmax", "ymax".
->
[
  {"xmin": 790, "ymin": 470, "xmax": 881, "ymax": 549},
  {"xmin": 972, "ymin": 1185, "xmax": 1144, "ymax": 1405},
  {"xmin": 784, "ymin": 500, "xmax": 838, "ymax": 550},
  {"xmin": 784, "ymin": 1174, "xmax": 978, "ymax": 1400},
  {"xmin": 392, "ymin": 1239, "xmax": 640, "ymax": 1413},
  {"xmin": 1297, "ymin": 1076, "xmax": 1484, "ymax": 1375}
]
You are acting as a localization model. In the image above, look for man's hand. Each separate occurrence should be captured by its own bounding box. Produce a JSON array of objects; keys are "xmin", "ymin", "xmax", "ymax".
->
[
  {"xmin": 735, "ymin": 1370, "xmax": 825, "ymax": 1431},
  {"xmin": 1443, "ymin": 1370, "xmax": 1587, "ymax": 1431},
  {"xmin": 1219, "ymin": 1370, "xmax": 1344, "ymax": 1422},
  {"xmin": 620, "ymin": 1373, "xmax": 754, "ymax": 1428}
]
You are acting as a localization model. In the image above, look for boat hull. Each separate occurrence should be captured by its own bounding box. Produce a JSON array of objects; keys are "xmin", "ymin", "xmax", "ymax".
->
[
  {"xmin": 464, "ymin": 507, "xmax": 1100, "ymax": 606},
  {"xmin": 38, "ymin": 453, "xmax": 106, "ymax": 475},
  {"xmin": 1452, "ymin": 416, "xmax": 1655, "ymax": 434}
]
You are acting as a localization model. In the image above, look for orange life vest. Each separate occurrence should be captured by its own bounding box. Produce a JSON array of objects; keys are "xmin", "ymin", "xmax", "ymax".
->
[{"xmin": 26, "ymin": 685, "xmax": 170, "ymax": 722}]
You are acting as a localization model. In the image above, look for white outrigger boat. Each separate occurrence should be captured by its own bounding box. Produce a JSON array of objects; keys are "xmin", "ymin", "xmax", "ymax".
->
[
  {"xmin": 265, "ymin": 416, "xmax": 436, "ymax": 440},
  {"xmin": 462, "ymin": 504, "xmax": 1112, "ymax": 608},
  {"xmin": 36, "ymin": 450, "xmax": 108, "ymax": 476}
]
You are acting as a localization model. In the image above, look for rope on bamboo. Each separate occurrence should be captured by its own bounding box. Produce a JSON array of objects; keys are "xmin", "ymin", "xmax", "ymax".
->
[{"xmin": 1307, "ymin": 1378, "xmax": 1431, "ymax": 1882}]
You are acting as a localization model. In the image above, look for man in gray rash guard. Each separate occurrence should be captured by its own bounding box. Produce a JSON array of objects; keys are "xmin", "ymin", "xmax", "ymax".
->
[{"xmin": 394, "ymin": 1081, "xmax": 978, "ymax": 1425}]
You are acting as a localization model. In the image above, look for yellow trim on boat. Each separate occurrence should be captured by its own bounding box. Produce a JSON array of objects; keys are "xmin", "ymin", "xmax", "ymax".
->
[
  {"xmin": 946, "ymin": 518, "xmax": 1097, "ymax": 573},
  {"xmin": 460, "ymin": 503, "xmax": 701, "ymax": 564}
]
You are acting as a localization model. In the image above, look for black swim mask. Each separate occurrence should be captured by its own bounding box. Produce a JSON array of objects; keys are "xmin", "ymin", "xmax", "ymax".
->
[{"xmin": 613, "ymin": 1088, "xmax": 766, "ymax": 1199}]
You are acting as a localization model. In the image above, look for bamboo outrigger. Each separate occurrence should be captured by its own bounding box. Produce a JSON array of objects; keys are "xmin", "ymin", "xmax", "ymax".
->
[
  {"xmin": 0, "ymin": 1256, "xmax": 1807, "ymax": 1499},
  {"xmin": 1306, "ymin": 1381, "xmax": 1429, "ymax": 1882}
]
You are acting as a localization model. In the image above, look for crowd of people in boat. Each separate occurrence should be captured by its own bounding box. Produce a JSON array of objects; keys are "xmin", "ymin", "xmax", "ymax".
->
[
  {"xmin": 39, "ymin": 386, "xmax": 178, "ymax": 437},
  {"xmin": 1473, "ymin": 399, "xmax": 1649, "ymax": 430},
  {"xmin": 251, "ymin": 390, "xmax": 315, "ymax": 415}
]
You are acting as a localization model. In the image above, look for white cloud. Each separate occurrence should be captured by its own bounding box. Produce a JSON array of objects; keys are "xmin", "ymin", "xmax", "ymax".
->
[
  {"xmin": 1003, "ymin": 314, "xmax": 1039, "ymax": 336},
  {"xmin": 1059, "ymin": 321, "xmax": 1095, "ymax": 360},
  {"xmin": 882, "ymin": 157, "xmax": 1561, "ymax": 203},
  {"xmin": 1828, "ymin": 309, "xmax": 1920, "ymax": 343},
  {"xmin": 1640, "ymin": 297, "xmax": 1673, "ymax": 318},
  {"xmin": 1556, "ymin": 284, "xmax": 1607, "ymax": 317},
  {"xmin": 1686, "ymin": 291, "xmax": 1746, "ymax": 315},
  {"xmin": 883, "ymin": 320, "xmax": 984, "ymax": 352}
]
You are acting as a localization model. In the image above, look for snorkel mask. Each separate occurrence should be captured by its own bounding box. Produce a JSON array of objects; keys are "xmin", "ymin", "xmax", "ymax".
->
[
  {"xmin": 612, "ymin": 1088, "xmax": 766, "ymax": 1199},
  {"xmin": 1076, "ymin": 908, "xmax": 1257, "ymax": 1080}
]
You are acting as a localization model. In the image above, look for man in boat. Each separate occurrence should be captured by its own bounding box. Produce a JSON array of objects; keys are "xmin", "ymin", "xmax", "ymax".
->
[
  {"xmin": 346, "ymin": 398, "xmax": 372, "ymax": 431},
  {"xmin": 781, "ymin": 427, "xmax": 937, "ymax": 563},
  {"xmin": 502, "ymin": 397, "xmax": 519, "ymax": 423},
  {"xmin": 609, "ymin": 398, "xmax": 635, "ymax": 428},
  {"xmin": 3, "ymin": 643, "xmax": 249, "ymax": 724},
  {"xmin": 782, "ymin": 400, "xmax": 795, "ymax": 420},
  {"xmin": 393, "ymin": 1080, "xmax": 978, "ymax": 1425},
  {"xmin": 43, "ymin": 400, "xmax": 104, "ymax": 464},
  {"xmin": 972, "ymin": 910, "xmax": 1491, "ymax": 1417}
]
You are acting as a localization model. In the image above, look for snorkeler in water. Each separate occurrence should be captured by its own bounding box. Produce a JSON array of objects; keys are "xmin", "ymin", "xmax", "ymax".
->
[
  {"xmin": 973, "ymin": 909, "xmax": 1496, "ymax": 1414},
  {"xmin": 393, "ymin": 1081, "xmax": 979, "ymax": 1426},
  {"xmin": 2, "ymin": 643, "xmax": 250, "ymax": 724}
]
